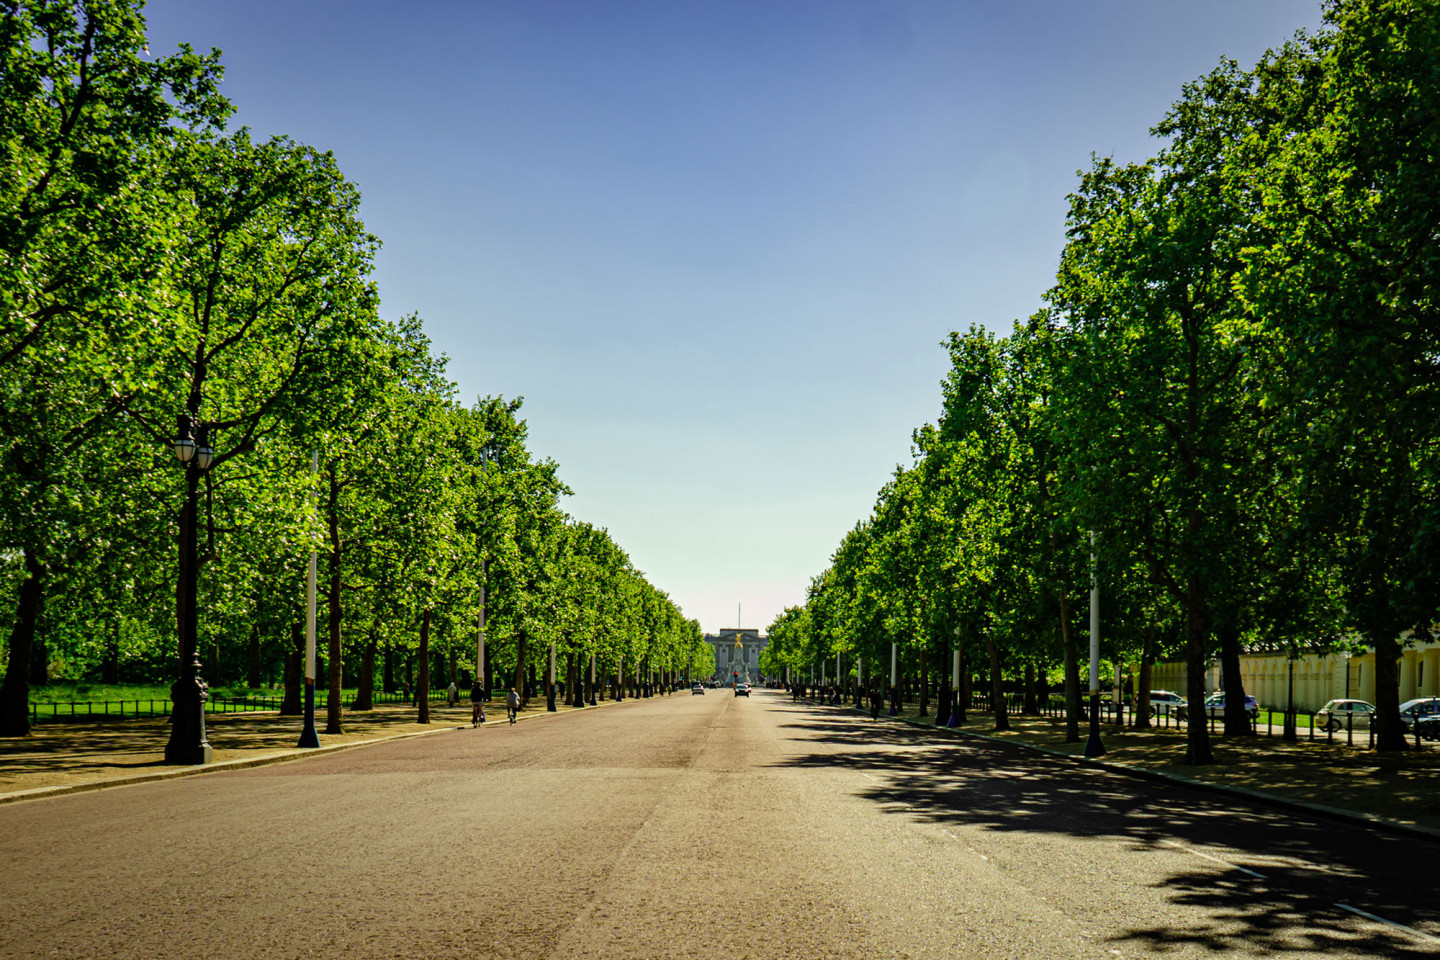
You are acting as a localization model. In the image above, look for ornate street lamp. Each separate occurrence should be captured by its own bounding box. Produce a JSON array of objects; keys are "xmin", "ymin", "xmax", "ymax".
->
[
  {"xmin": 588, "ymin": 648, "xmax": 597, "ymax": 706},
  {"xmin": 1085, "ymin": 531, "xmax": 1106, "ymax": 758},
  {"xmin": 547, "ymin": 642, "xmax": 558, "ymax": 711},
  {"xmin": 166, "ymin": 415, "xmax": 214, "ymax": 765},
  {"xmin": 947, "ymin": 635, "xmax": 962, "ymax": 728},
  {"xmin": 297, "ymin": 451, "xmax": 320, "ymax": 749}
]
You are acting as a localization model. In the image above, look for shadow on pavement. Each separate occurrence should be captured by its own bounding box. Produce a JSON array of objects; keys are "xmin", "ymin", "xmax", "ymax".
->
[{"xmin": 767, "ymin": 700, "xmax": 1440, "ymax": 959}]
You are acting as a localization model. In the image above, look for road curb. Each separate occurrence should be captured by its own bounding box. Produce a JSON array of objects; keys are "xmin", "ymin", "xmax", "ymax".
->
[
  {"xmin": 820, "ymin": 701, "xmax": 1440, "ymax": 845},
  {"xmin": 0, "ymin": 694, "xmax": 639, "ymax": 807}
]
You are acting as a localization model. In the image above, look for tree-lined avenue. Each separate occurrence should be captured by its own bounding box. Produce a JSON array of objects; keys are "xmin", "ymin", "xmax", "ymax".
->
[{"xmin": 0, "ymin": 691, "xmax": 1434, "ymax": 959}]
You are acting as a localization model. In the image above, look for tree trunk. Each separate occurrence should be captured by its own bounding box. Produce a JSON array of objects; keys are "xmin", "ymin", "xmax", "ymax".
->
[
  {"xmin": 28, "ymin": 629, "xmax": 47, "ymax": 687},
  {"xmin": 0, "ymin": 550, "xmax": 45, "ymax": 736},
  {"xmin": 1217, "ymin": 617, "xmax": 1250, "ymax": 736},
  {"xmin": 1371, "ymin": 631, "xmax": 1408, "ymax": 752},
  {"xmin": 102, "ymin": 619, "xmax": 121, "ymax": 686},
  {"xmin": 1023, "ymin": 662, "xmax": 1037, "ymax": 714},
  {"xmin": 1135, "ymin": 625, "xmax": 1156, "ymax": 730},
  {"xmin": 383, "ymin": 641, "xmax": 395, "ymax": 693},
  {"xmin": 1182, "ymin": 574, "xmax": 1213, "ymax": 765},
  {"xmin": 418, "ymin": 609, "xmax": 432, "ymax": 724},
  {"xmin": 1060, "ymin": 595, "xmax": 1081, "ymax": 742},
  {"xmin": 280, "ymin": 622, "xmax": 302, "ymax": 715},
  {"xmin": 512, "ymin": 628, "xmax": 529, "ymax": 707},
  {"xmin": 247, "ymin": 623, "xmax": 261, "ymax": 689},
  {"xmin": 986, "ymin": 629, "xmax": 1009, "ymax": 731},
  {"xmin": 353, "ymin": 627, "xmax": 377, "ymax": 711}
]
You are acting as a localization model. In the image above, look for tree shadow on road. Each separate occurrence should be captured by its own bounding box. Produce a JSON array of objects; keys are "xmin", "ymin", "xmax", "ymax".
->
[{"xmin": 767, "ymin": 702, "xmax": 1440, "ymax": 959}]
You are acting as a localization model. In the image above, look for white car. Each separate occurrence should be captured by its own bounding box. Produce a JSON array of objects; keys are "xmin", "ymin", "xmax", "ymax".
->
[
  {"xmin": 1316, "ymin": 699, "xmax": 1375, "ymax": 732},
  {"xmin": 1144, "ymin": 690, "xmax": 1185, "ymax": 713},
  {"xmin": 691, "ymin": 682, "xmax": 705, "ymax": 695}
]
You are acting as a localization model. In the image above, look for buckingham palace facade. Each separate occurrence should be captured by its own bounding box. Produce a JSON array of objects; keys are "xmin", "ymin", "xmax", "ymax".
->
[{"xmin": 706, "ymin": 628, "xmax": 768, "ymax": 684}]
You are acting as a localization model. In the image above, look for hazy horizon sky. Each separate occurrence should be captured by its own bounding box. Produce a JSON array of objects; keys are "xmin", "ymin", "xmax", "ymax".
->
[{"xmin": 142, "ymin": 0, "xmax": 1325, "ymax": 634}]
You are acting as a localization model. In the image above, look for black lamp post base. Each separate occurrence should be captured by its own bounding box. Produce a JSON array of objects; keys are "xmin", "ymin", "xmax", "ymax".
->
[
  {"xmin": 298, "ymin": 680, "xmax": 320, "ymax": 747},
  {"xmin": 164, "ymin": 742, "xmax": 213, "ymax": 765},
  {"xmin": 166, "ymin": 673, "xmax": 212, "ymax": 765},
  {"xmin": 1084, "ymin": 692, "xmax": 1107, "ymax": 758}
]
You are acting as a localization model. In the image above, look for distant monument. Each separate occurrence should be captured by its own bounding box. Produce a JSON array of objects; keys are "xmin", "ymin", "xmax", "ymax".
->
[{"xmin": 705, "ymin": 628, "xmax": 767, "ymax": 684}]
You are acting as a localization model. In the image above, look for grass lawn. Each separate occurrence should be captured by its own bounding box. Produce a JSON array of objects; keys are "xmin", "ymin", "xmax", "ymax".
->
[{"xmin": 29, "ymin": 681, "xmax": 281, "ymax": 703}]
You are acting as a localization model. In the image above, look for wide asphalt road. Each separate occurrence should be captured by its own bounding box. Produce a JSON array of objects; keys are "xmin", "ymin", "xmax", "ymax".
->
[{"xmin": 1, "ymin": 689, "xmax": 1436, "ymax": 959}]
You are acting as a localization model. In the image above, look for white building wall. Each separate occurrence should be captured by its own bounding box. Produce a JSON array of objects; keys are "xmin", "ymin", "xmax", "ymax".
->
[{"xmin": 1150, "ymin": 639, "xmax": 1440, "ymax": 711}]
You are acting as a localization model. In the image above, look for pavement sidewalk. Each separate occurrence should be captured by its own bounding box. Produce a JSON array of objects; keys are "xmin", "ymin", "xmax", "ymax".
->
[
  {"xmin": 0, "ymin": 693, "xmax": 634, "ymax": 805},
  {"xmin": 807, "ymin": 695, "xmax": 1440, "ymax": 840}
]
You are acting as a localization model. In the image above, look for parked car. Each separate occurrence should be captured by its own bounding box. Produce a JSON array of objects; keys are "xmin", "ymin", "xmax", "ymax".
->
[
  {"xmin": 1399, "ymin": 697, "xmax": 1440, "ymax": 731},
  {"xmin": 734, "ymin": 682, "xmax": 751, "ymax": 697},
  {"xmin": 1414, "ymin": 714, "xmax": 1440, "ymax": 741},
  {"xmin": 691, "ymin": 682, "xmax": 705, "ymax": 695},
  {"xmin": 1315, "ymin": 699, "xmax": 1375, "ymax": 732},
  {"xmin": 1177, "ymin": 692, "xmax": 1258, "ymax": 722},
  {"xmin": 1142, "ymin": 690, "xmax": 1186, "ymax": 715}
]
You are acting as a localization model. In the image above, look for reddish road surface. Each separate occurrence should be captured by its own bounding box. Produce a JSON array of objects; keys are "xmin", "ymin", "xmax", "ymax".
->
[{"xmin": 1, "ymin": 689, "xmax": 1436, "ymax": 959}]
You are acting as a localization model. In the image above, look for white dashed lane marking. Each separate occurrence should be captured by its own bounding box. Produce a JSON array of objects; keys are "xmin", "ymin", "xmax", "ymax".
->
[
  {"xmin": 1335, "ymin": 903, "xmax": 1440, "ymax": 946},
  {"xmin": 1161, "ymin": 839, "xmax": 1267, "ymax": 880}
]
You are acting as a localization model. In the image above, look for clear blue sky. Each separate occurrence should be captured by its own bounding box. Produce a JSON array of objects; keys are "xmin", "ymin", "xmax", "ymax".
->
[{"xmin": 143, "ymin": 0, "xmax": 1324, "ymax": 634}]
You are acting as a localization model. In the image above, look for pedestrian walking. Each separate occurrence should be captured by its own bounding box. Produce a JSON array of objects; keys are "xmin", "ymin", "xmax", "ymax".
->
[
  {"xmin": 470, "ymin": 680, "xmax": 486, "ymax": 726},
  {"xmin": 506, "ymin": 688, "xmax": 521, "ymax": 725},
  {"xmin": 870, "ymin": 686, "xmax": 882, "ymax": 720},
  {"xmin": 446, "ymin": 680, "xmax": 459, "ymax": 707}
]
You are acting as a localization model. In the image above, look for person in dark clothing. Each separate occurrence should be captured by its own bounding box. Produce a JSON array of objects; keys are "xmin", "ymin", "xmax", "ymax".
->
[
  {"xmin": 870, "ymin": 685, "xmax": 883, "ymax": 719},
  {"xmin": 470, "ymin": 680, "xmax": 486, "ymax": 726}
]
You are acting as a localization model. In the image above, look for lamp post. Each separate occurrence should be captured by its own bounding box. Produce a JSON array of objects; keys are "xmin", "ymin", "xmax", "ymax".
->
[
  {"xmin": 888, "ymin": 642, "xmax": 899, "ymax": 716},
  {"xmin": 476, "ymin": 564, "xmax": 487, "ymax": 702},
  {"xmin": 588, "ymin": 648, "xmax": 597, "ymax": 705},
  {"xmin": 166, "ymin": 414, "xmax": 214, "ymax": 765},
  {"xmin": 297, "ymin": 451, "xmax": 320, "ymax": 748},
  {"xmin": 1283, "ymin": 646, "xmax": 1298, "ymax": 742},
  {"xmin": 948, "ymin": 637, "xmax": 962, "ymax": 727},
  {"xmin": 547, "ymin": 642, "xmax": 557, "ymax": 711},
  {"xmin": 1084, "ymin": 531, "xmax": 1106, "ymax": 758}
]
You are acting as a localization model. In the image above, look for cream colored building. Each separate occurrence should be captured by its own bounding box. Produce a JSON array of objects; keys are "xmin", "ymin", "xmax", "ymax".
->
[
  {"xmin": 1152, "ymin": 640, "xmax": 1440, "ymax": 711},
  {"xmin": 706, "ymin": 628, "xmax": 767, "ymax": 683}
]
